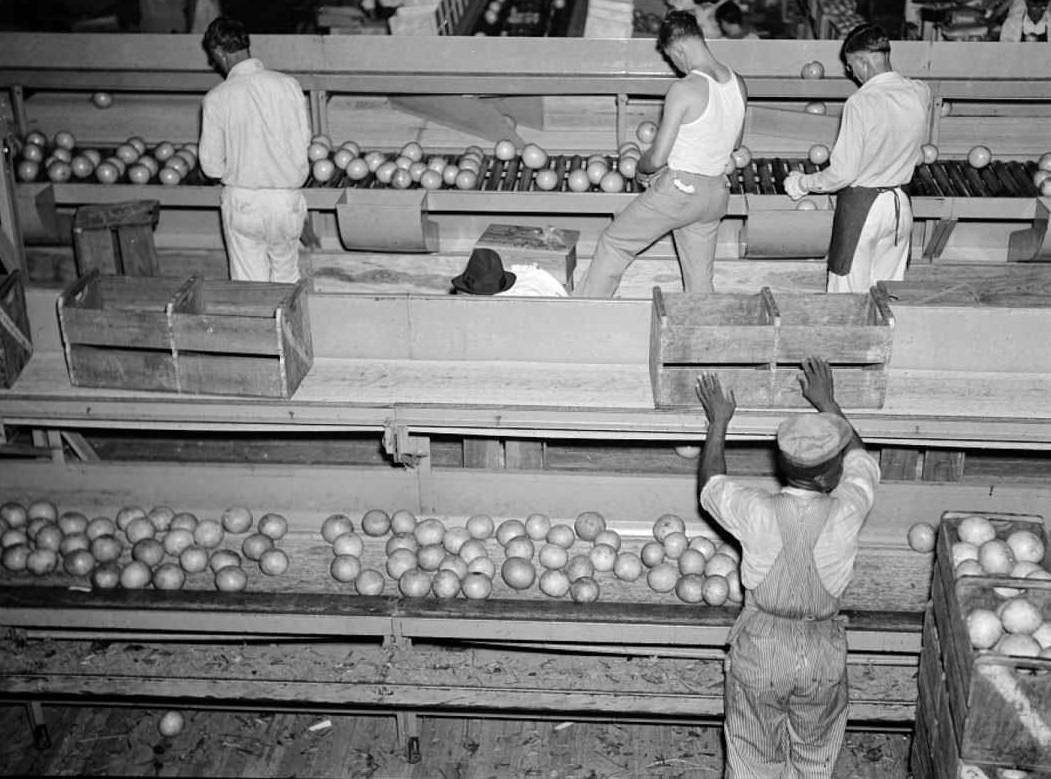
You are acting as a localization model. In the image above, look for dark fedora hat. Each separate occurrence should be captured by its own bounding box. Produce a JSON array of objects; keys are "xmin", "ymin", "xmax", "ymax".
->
[{"xmin": 452, "ymin": 248, "xmax": 516, "ymax": 295}]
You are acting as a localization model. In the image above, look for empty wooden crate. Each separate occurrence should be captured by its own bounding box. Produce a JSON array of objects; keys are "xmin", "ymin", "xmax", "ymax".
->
[
  {"xmin": 650, "ymin": 287, "xmax": 895, "ymax": 409},
  {"xmin": 770, "ymin": 290, "xmax": 895, "ymax": 408},
  {"xmin": 168, "ymin": 279, "xmax": 312, "ymax": 398},
  {"xmin": 58, "ymin": 273, "xmax": 313, "ymax": 398},
  {"xmin": 0, "ymin": 271, "xmax": 32, "ymax": 388},
  {"xmin": 650, "ymin": 287, "xmax": 778, "ymax": 408},
  {"xmin": 58, "ymin": 271, "xmax": 191, "ymax": 392}
]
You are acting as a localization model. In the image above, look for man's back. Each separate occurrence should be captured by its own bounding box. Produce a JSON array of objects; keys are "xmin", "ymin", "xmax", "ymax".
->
[
  {"xmin": 200, "ymin": 59, "xmax": 310, "ymax": 189},
  {"xmin": 840, "ymin": 72, "xmax": 930, "ymax": 188}
]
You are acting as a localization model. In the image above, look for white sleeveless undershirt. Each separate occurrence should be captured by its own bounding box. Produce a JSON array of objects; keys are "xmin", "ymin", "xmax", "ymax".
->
[{"xmin": 666, "ymin": 68, "xmax": 745, "ymax": 177}]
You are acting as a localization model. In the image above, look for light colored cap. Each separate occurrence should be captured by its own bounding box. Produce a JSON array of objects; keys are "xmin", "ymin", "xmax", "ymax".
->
[{"xmin": 776, "ymin": 412, "xmax": 853, "ymax": 467}]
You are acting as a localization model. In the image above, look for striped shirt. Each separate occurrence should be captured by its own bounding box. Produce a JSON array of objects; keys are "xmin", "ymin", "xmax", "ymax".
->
[{"xmin": 699, "ymin": 449, "xmax": 880, "ymax": 596}]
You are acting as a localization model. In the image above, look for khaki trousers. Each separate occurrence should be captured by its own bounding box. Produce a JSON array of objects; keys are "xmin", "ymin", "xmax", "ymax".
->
[
  {"xmin": 574, "ymin": 169, "xmax": 729, "ymax": 298},
  {"xmin": 220, "ymin": 187, "xmax": 307, "ymax": 283}
]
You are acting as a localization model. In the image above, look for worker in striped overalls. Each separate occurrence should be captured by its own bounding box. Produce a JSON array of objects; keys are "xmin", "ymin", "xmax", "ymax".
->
[{"xmin": 695, "ymin": 356, "xmax": 881, "ymax": 777}]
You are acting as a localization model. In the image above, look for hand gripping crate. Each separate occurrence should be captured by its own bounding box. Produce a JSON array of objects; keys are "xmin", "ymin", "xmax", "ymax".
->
[
  {"xmin": 0, "ymin": 271, "xmax": 32, "ymax": 388},
  {"xmin": 929, "ymin": 511, "xmax": 1051, "ymax": 776},
  {"xmin": 168, "ymin": 278, "xmax": 312, "ymax": 398},
  {"xmin": 58, "ymin": 272, "xmax": 313, "ymax": 398},
  {"xmin": 649, "ymin": 286, "xmax": 779, "ymax": 408},
  {"xmin": 649, "ymin": 286, "xmax": 894, "ymax": 408}
]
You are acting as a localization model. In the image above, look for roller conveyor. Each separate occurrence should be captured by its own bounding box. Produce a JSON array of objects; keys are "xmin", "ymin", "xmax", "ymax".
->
[{"xmin": 13, "ymin": 145, "xmax": 1044, "ymax": 199}]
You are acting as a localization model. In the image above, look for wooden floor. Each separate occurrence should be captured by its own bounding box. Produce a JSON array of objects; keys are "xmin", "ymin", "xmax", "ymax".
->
[{"xmin": 0, "ymin": 704, "xmax": 911, "ymax": 777}]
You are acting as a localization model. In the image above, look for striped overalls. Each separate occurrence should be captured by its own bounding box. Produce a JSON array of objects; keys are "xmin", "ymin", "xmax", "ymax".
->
[{"xmin": 723, "ymin": 494, "xmax": 849, "ymax": 778}]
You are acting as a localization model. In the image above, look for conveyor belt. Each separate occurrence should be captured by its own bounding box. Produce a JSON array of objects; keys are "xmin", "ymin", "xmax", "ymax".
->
[{"xmin": 15, "ymin": 148, "xmax": 1045, "ymax": 198}]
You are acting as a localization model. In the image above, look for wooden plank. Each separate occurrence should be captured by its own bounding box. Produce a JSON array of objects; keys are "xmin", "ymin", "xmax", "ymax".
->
[
  {"xmin": 464, "ymin": 438, "xmax": 503, "ymax": 469},
  {"xmin": 879, "ymin": 448, "xmax": 920, "ymax": 481},
  {"xmin": 504, "ymin": 439, "xmax": 544, "ymax": 470},
  {"xmin": 66, "ymin": 345, "xmax": 179, "ymax": 392},
  {"xmin": 921, "ymin": 450, "xmax": 965, "ymax": 482},
  {"xmin": 389, "ymin": 95, "xmax": 525, "ymax": 146}
]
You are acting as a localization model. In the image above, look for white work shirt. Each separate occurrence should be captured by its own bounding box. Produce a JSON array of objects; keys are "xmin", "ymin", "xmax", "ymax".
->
[
  {"xmin": 495, "ymin": 265, "xmax": 569, "ymax": 297},
  {"xmin": 199, "ymin": 58, "xmax": 311, "ymax": 189},
  {"xmin": 699, "ymin": 449, "xmax": 880, "ymax": 596},
  {"xmin": 799, "ymin": 71, "xmax": 931, "ymax": 193},
  {"xmin": 1000, "ymin": 0, "xmax": 1050, "ymax": 40}
]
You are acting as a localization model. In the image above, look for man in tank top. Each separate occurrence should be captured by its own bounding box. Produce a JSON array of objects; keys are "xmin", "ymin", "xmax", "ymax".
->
[
  {"xmin": 695, "ymin": 356, "xmax": 880, "ymax": 778},
  {"xmin": 574, "ymin": 11, "xmax": 747, "ymax": 298},
  {"xmin": 784, "ymin": 25, "xmax": 930, "ymax": 294}
]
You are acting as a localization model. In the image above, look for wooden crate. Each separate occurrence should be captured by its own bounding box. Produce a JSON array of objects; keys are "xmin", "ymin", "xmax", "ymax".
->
[
  {"xmin": 72, "ymin": 200, "xmax": 160, "ymax": 277},
  {"xmin": 169, "ymin": 279, "xmax": 313, "ymax": 399},
  {"xmin": 649, "ymin": 287, "xmax": 895, "ymax": 409},
  {"xmin": 649, "ymin": 286, "xmax": 778, "ymax": 408},
  {"xmin": 929, "ymin": 563, "xmax": 1051, "ymax": 773},
  {"xmin": 474, "ymin": 223, "xmax": 580, "ymax": 288},
  {"xmin": 770, "ymin": 290, "xmax": 895, "ymax": 409},
  {"xmin": 915, "ymin": 604, "xmax": 1042, "ymax": 779},
  {"xmin": 0, "ymin": 271, "xmax": 32, "ymax": 388},
  {"xmin": 57, "ymin": 271, "xmax": 191, "ymax": 392},
  {"xmin": 932, "ymin": 511, "xmax": 1049, "ymax": 750}
]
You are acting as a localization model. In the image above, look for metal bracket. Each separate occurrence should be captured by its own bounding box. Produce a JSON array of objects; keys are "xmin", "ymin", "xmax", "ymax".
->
[{"xmin": 381, "ymin": 421, "xmax": 430, "ymax": 468}]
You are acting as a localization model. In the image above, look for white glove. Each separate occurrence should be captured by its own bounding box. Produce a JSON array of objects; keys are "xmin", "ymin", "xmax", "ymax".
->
[{"xmin": 784, "ymin": 171, "xmax": 808, "ymax": 201}]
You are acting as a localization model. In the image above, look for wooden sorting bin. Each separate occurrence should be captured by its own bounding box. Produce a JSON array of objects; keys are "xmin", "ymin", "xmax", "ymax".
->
[
  {"xmin": 0, "ymin": 271, "xmax": 32, "ymax": 388},
  {"xmin": 650, "ymin": 286, "xmax": 778, "ymax": 408},
  {"xmin": 649, "ymin": 287, "xmax": 894, "ymax": 409},
  {"xmin": 58, "ymin": 271, "xmax": 191, "ymax": 392},
  {"xmin": 168, "ymin": 279, "xmax": 312, "ymax": 398},
  {"xmin": 58, "ymin": 272, "xmax": 313, "ymax": 398},
  {"xmin": 474, "ymin": 223, "xmax": 580, "ymax": 289},
  {"xmin": 926, "ymin": 511, "xmax": 1051, "ymax": 776}
]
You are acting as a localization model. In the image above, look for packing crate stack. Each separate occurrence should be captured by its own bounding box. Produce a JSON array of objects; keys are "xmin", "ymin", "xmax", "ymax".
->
[
  {"xmin": 57, "ymin": 271, "xmax": 313, "ymax": 398},
  {"xmin": 913, "ymin": 511, "xmax": 1051, "ymax": 779},
  {"xmin": 649, "ymin": 286, "xmax": 895, "ymax": 409}
]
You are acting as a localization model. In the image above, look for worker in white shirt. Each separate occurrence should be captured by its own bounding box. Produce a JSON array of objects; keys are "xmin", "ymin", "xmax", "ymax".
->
[
  {"xmin": 574, "ymin": 11, "xmax": 746, "ymax": 298},
  {"xmin": 998, "ymin": 0, "xmax": 1050, "ymax": 40},
  {"xmin": 199, "ymin": 17, "xmax": 311, "ymax": 283},
  {"xmin": 784, "ymin": 25, "xmax": 930, "ymax": 294},
  {"xmin": 696, "ymin": 356, "xmax": 880, "ymax": 778},
  {"xmin": 451, "ymin": 248, "xmax": 568, "ymax": 297}
]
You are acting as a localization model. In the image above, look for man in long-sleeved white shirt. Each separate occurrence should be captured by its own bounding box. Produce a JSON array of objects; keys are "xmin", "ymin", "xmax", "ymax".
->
[
  {"xmin": 784, "ymin": 25, "xmax": 930, "ymax": 293},
  {"xmin": 199, "ymin": 17, "xmax": 311, "ymax": 283}
]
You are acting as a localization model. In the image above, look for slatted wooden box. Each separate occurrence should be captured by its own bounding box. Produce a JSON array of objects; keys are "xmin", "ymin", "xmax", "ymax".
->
[
  {"xmin": 649, "ymin": 286, "xmax": 778, "ymax": 408},
  {"xmin": 57, "ymin": 271, "xmax": 191, "ymax": 392},
  {"xmin": 914, "ymin": 605, "xmax": 1017, "ymax": 779},
  {"xmin": 769, "ymin": 291, "xmax": 895, "ymax": 408},
  {"xmin": 929, "ymin": 511, "xmax": 1051, "ymax": 775},
  {"xmin": 0, "ymin": 271, "xmax": 32, "ymax": 388},
  {"xmin": 650, "ymin": 287, "xmax": 894, "ymax": 408},
  {"xmin": 58, "ymin": 272, "xmax": 313, "ymax": 398},
  {"xmin": 168, "ymin": 279, "xmax": 312, "ymax": 398}
]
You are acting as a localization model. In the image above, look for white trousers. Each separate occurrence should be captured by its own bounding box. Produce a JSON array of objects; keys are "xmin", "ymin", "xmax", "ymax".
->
[
  {"xmin": 220, "ymin": 187, "xmax": 307, "ymax": 283},
  {"xmin": 826, "ymin": 189, "xmax": 911, "ymax": 294}
]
